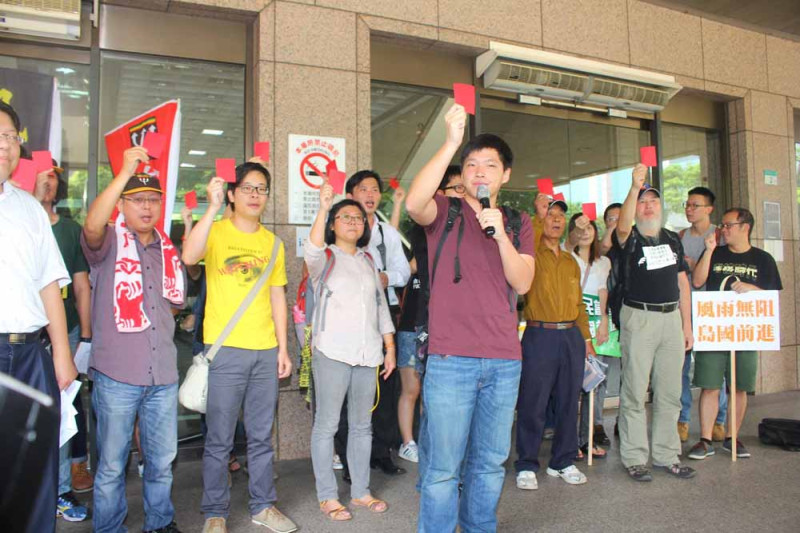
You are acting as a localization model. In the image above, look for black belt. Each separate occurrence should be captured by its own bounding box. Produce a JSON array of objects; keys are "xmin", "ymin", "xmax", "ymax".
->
[
  {"xmin": 527, "ymin": 320, "xmax": 576, "ymax": 330},
  {"xmin": 0, "ymin": 329, "xmax": 43, "ymax": 345},
  {"xmin": 624, "ymin": 300, "xmax": 678, "ymax": 313}
]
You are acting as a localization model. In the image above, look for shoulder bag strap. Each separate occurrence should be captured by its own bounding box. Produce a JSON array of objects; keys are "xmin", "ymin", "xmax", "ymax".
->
[{"xmin": 205, "ymin": 237, "xmax": 282, "ymax": 362}]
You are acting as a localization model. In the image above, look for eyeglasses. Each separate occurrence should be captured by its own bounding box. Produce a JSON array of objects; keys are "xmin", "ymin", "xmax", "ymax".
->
[
  {"xmin": 335, "ymin": 214, "xmax": 366, "ymax": 225},
  {"xmin": 682, "ymin": 201, "xmax": 710, "ymax": 209},
  {"xmin": 238, "ymin": 184, "xmax": 270, "ymax": 196},
  {"xmin": 0, "ymin": 132, "xmax": 24, "ymax": 145},
  {"xmin": 122, "ymin": 196, "xmax": 162, "ymax": 207},
  {"xmin": 444, "ymin": 184, "xmax": 466, "ymax": 194},
  {"xmin": 719, "ymin": 222, "xmax": 744, "ymax": 230}
]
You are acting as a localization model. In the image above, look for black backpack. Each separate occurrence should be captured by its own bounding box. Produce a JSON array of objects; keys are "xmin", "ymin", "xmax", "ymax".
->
[
  {"xmin": 606, "ymin": 226, "xmax": 682, "ymax": 329},
  {"xmin": 759, "ymin": 418, "xmax": 800, "ymax": 452}
]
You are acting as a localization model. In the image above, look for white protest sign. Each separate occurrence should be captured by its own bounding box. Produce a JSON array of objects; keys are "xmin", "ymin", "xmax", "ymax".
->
[
  {"xmin": 692, "ymin": 291, "xmax": 780, "ymax": 352},
  {"xmin": 288, "ymin": 134, "xmax": 345, "ymax": 224}
]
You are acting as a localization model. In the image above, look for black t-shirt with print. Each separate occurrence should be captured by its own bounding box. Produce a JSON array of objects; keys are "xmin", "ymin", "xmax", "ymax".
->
[
  {"xmin": 705, "ymin": 245, "xmax": 782, "ymax": 291},
  {"xmin": 618, "ymin": 226, "xmax": 689, "ymax": 304}
]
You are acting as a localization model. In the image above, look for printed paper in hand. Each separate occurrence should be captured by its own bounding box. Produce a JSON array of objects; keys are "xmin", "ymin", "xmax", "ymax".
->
[
  {"xmin": 59, "ymin": 380, "xmax": 82, "ymax": 447},
  {"xmin": 74, "ymin": 342, "xmax": 92, "ymax": 374}
]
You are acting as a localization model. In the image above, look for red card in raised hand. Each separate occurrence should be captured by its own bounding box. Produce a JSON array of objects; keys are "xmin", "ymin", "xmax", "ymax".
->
[
  {"xmin": 12, "ymin": 158, "xmax": 37, "ymax": 193},
  {"xmin": 553, "ymin": 192, "xmax": 566, "ymax": 202},
  {"xmin": 453, "ymin": 83, "xmax": 476, "ymax": 115},
  {"xmin": 143, "ymin": 132, "xmax": 166, "ymax": 159},
  {"xmin": 254, "ymin": 141, "xmax": 270, "ymax": 163},
  {"xmin": 640, "ymin": 145, "xmax": 657, "ymax": 167},
  {"xmin": 389, "ymin": 177, "xmax": 400, "ymax": 190},
  {"xmin": 536, "ymin": 178, "xmax": 554, "ymax": 196},
  {"xmin": 185, "ymin": 190, "xmax": 198, "ymax": 209},
  {"xmin": 328, "ymin": 169, "xmax": 347, "ymax": 195},
  {"xmin": 216, "ymin": 158, "xmax": 236, "ymax": 183},
  {"xmin": 582, "ymin": 202, "xmax": 597, "ymax": 221},
  {"xmin": 32, "ymin": 150, "xmax": 53, "ymax": 173}
]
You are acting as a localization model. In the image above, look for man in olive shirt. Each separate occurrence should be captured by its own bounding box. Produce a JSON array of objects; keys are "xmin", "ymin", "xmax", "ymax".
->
[{"xmin": 515, "ymin": 199, "xmax": 593, "ymax": 490}]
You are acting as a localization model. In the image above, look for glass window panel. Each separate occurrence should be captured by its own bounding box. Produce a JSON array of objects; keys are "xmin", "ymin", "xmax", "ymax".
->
[
  {"xmin": 98, "ymin": 51, "xmax": 245, "ymax": 240},
  {"xmin": 0, "ymin": 55, "xmax": 90, "ymax": 221}
]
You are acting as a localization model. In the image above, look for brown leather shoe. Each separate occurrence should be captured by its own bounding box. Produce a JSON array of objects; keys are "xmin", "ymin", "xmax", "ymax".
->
[
  {"xmin": 202, "ymin": 517, "xmax": 226, "ymax": 533},
  {"xmin": 71, "ymin": 461, "xmax": 94, "ymax": 493},
  {"xmin": 677, "ymin": 422, "xmax": 689, "ymax": 442}
]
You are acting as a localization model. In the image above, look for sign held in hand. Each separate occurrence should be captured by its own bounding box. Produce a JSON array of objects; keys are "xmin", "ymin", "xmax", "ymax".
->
[
  {"xmin": 184, "ymin": 190, "xmax": 198, "ymax": 209},
  {"xmin": 216, "ymin": 158, "xmax": 237, "ymax": 183},
  {"xmin": 254, "ymin": 141, "xmax": 270, "ymax": 163},
  {"xmin": 12, "ymin": 158, "xmax": 37, "ymax": 193},
  {"xmin": 582, "ymin": 203, "xmax": 597, "ymax": 221},
  {"xmin": 453, "ymin": 83, "xmax": 476, "ymax": 115},
  {"xmin": 328, "ymin": 169, "xmax": 347, "ymax": 195},
  {"xmin": 32, "ymin": 150, "xmax": 53, "ymax": 173},
  {"xmin": 640, "ymin": 145, "xmax": 657, "ymax": 167},
  {"xmin": 537, "ymin": 178, "xmax": 554, "ymax": 196},
  {"xmin": 142, "ymin": 132, "xmax": 167, "ymax": 159}
]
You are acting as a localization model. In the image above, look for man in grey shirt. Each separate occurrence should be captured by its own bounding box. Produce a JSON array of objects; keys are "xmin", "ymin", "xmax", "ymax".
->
[{"xmin": 677, "ymin": 186, "xmax": 726, "ymax": 443}]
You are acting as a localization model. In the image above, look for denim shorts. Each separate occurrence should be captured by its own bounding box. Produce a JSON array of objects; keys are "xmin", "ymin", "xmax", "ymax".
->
[{"xmin": 397, "ymin": 330, "xmax": 418, "ymax": 369}]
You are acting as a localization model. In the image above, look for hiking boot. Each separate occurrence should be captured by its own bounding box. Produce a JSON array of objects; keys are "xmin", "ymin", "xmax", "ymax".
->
[
  {"xmin": 202, "ymin": 517, "xmax": 227, "ymax": 533},
  {"xmin": 398, "ymin": 441, "xmax": 419, "ymax": 463},
  {"xmin": 516, "ymin": 470, "xmax": 538, "ymax": 490},
  {"xmin": 712, "ymin": 423, "xmax": 726, "ymax": 442},
  {"xmin": 56, "ymin": 492, "xmax": 88, "ymax": 522},
  {"xmin": 71, "ymin": 461, "xmax": 94, "ymax": 493},
  {"xmin": 687, "ymin": 440, "xmax": 715, "ymax": 460},
  {"xmin": 653, "ymin": 463, "xmax": 696, "ymax": 479},
  {"xmin": 677, "ymin": 422, "xmax": 689, "ymax": 442},
  {"xmin": 722, "ymin": 438, "xmax": 751, "ymax": 458},
  {"xmin": 546, "ymin": 465, "xmax": 587, "ymax": 485},
  {"xmin": 252, "ymin": 506, "xmax": 298, "ymax": 533},
  {"xmin": 626, "ymin": 464, "xmax": 652, "ymax": 482}
]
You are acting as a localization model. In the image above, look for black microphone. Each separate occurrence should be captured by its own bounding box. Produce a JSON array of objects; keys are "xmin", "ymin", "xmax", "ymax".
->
[{"xmin": 477, "ymin": 184, "xmax": 495, "ymax": 237}]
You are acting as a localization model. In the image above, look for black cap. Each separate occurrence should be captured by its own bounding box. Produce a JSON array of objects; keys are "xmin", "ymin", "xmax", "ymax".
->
[
  {"xmin": 548, "ymin": 199, "xmax": 568, "ymax": 213},
  {"xmin": 122, "ymin": 173, "xmax": 163, "ymax": 195}
]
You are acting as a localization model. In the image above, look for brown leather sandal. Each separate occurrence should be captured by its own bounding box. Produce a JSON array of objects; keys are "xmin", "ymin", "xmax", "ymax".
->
[
  {"xmin": 320, "ymin": 500, "xmax": 352, "ymax": 521},
  {"xmin": 351, "ymin": 495, "xmax": 388, "ymax": 513}
]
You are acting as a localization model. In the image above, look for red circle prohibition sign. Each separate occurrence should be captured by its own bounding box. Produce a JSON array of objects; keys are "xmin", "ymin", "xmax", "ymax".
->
[{"xmin": 300, "ymin": 152, "xmax": 334, "ymax": 190}]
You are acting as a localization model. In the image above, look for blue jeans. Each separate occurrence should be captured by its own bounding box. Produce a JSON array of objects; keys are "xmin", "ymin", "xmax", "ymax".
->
[
  {"xmin": 92, "ymin": 371, "xmax": 178, "ymax": 533},
  {"xmin": 680, "ymin": 351, "xmax": 727, "ymax": 424},
  {"xmin": 418, "ymin": 355, "xmax": 521, "ymax": 533}
]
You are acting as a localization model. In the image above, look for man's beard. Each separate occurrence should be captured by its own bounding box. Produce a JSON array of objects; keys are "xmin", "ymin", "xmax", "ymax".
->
[{"xmin": 635, "ymin": 216, "xmax": 662, "ymax": 235}]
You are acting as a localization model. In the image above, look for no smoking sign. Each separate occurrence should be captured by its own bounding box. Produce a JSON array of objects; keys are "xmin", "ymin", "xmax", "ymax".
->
[
  {"xmin": 288, "ymin": 134, "xmax": 346, "ymax": 224},
  {"xmin": 299, "ymin": 152, "xmax": 333, "ymax": 189}
]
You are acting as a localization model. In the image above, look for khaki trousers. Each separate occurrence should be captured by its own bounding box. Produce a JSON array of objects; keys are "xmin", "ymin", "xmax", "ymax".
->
[{"xmin": 619, "ymin": 304, "xmax": 684, "ymax": 467}]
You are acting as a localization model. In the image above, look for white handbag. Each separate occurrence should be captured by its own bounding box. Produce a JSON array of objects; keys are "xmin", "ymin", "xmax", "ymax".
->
[{"xmin": 179, "ymin": 238, "xmax": 281, "ymax": 413}]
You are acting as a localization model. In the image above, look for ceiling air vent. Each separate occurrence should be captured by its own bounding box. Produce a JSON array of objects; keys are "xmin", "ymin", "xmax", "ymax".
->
[{"xmin": 0, "ymin": 0, "xmax": 81, "ymax": 41}]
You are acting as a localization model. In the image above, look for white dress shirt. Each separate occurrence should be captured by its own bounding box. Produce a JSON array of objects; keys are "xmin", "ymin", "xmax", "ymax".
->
[
  {"xmin": 304, "ymin": 241, "xmax": 395, "ymax": 367},
  {"xmin": 0, "ymin": 182, "xmax": 70, "ymax": 333},
  {"xmin": 367, "ymin": 219, "xmax": 410, "ymax": 306}
]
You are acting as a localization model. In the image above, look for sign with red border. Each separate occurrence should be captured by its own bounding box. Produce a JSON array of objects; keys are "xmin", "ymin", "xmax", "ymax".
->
[{"xmin": 288, "ymin": 134, "xmax": 346, "ymax": 224}]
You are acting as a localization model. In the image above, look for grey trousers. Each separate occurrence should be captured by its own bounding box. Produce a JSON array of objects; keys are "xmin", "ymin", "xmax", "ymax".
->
[
  {"xmin": 202, "ymin": 346, "xmax": 279, "ymax": 518},
  {"xmin": 311, "ymin": 350, "xmax": 377, "ymax": 502},
  {"xmin": 618, "ymin": 304, "xmax": 684, "ymax": 467}
]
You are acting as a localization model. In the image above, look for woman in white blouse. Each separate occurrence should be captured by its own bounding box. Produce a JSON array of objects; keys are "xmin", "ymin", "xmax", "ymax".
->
[
  {"xmin": 304, "ymin": 180, "xmax": 396, "ymax": 522},
  {"xmin": 568, "ymin": 213, "xmax": 611, "ymax": 460}
]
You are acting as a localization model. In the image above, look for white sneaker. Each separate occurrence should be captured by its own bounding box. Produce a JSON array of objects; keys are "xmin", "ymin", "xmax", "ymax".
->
[
  {"xmin": 546, "ymin": 465, "xmax": 587, "ymax": 485},
  {"xmin": 516, "ymin": 470, "xmax": 538, "ymax": 490},
  {"xmin": 332, "ymin": 454, "xmax": 343, "ymax": 470},
  {"xmin": 398, "ymin": 441, "xmax": 419, "ymax": 463}
]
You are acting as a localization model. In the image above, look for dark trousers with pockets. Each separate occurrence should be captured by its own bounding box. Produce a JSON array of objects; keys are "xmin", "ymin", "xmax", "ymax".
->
[
  {"xmin": 0, "ymin": 338, "xmax": 59, "ymax": 533},
  {"xmin": 515, "ymin": 326, "xmax": 584, "ymax": 473}
]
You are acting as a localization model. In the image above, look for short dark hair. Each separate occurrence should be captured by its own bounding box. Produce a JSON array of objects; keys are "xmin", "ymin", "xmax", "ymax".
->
[
  {"xmin": 603, "ymin": 202, "xmax": 622, "ymax": 223},
  {"xmin": 0, "ymin": 101, "xmax": 21, "ymax": 133},
  {"xmin": 345, "ymin": 170, "xmax": 383, "ymax": 195},
  {"xmin": 724, "ymin": 207, "xmax": 754, "ymax": 239},
  {"xmin": 325, "ymin": 199, "xmax": 371, "ymax": 248},
  {"xmin": 460, "ymin": 133, "xmax": 513, "ymax": 170},
  {"xmin": 688, "ymin": 186, "xmax": 715, "ymax": 206},
  {"xmin": 438, "ymin": 165, "xmax": 462, "ymax": 190},
  {"xmin": 226, "ymin": 162, "xmax": 271, "ymax": 211}
]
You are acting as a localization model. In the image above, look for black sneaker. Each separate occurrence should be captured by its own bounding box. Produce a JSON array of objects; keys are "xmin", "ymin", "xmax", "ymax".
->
[
  {"xmin": 594, "ymin": 425, "xmax": 611, "ymax": 446},
  {"xmin": 144, "ymin": 521, "xmax": 181, "ymax": 533},
  {"xmin": 653, "ymin": 463, "xmax": 696, "ymax": 479},
  {"xmin": 626, "ymin": 464, "xmax": 652, "ymax": 482},
  {"xmin": 687, "ymin": 440, "xmax": 715, "ymax": 460},
  {"xmin": 722, "ymin": 438, "xmax": 751, "ymax": 458}
]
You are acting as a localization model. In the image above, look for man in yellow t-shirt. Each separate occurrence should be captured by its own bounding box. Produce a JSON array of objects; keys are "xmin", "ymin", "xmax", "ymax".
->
[{"xmin": 182, "ymin": 161, "xmax": 297, "ymax": 533}]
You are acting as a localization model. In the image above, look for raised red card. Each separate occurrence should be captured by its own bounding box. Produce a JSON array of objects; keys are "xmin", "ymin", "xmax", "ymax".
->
[
  {"xmin": 185, "ymin": 190, "xmax": 198, "ymax": 209},
  {"xmin": 31, "ymin": 150, "xmax": 53, "ymax": 173},
  {"xmin": 389, "ymin": 177, "xmax": 399, "ymax": 190},
  {"xmin": 12, "ymin": 158, "xmax": 37, "ymax": 193},
  {"xmin": 142, "ymin": 132, "xmax": 166, "ymax": 159},
  {"xmin": 582, "ymin": 202, "xmax": 597, "ymax": 221},
  {"xmin": 216, "ymin": 158, "xmax": 236, "ymax": 183},
  {"xmin": 640, "ymin": 145, "xmax": 657, "ymax": 167},
  {"xmin": 453, "ymin": 83, "xmax": 476, "ymax": 115},
  {"xmin": 254, "ymin": 141, "xmax": 270, "ymax": 163},
  {"xmin": 553, "ymin": 192, "xmax": 566, "ymax": 202},
  {"xmin": 328, "ymin": 169, "xmax": 347, "ymax": 195},
  {"xmin": 326, "ymin": 159, "xmax": 338, "ymax": 176},
  {"xmin": 536, "ymin": 178, "xmax": 554, "ymax": 196}
]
